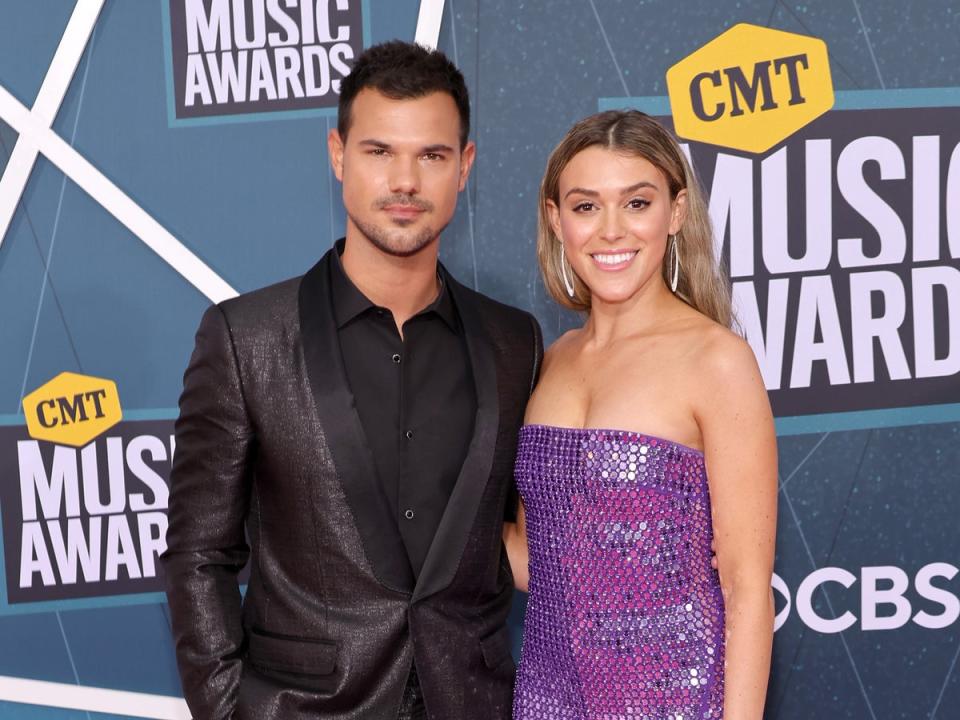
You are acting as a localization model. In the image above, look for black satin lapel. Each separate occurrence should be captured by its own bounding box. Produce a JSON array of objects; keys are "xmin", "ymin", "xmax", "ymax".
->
[
  {"xmin": 413, "ymin": 276, "xmax": 500, "ymax": 603},
  {"xmin": 298, "ymin": 252, "xmax": 415, "ymax": 594}
]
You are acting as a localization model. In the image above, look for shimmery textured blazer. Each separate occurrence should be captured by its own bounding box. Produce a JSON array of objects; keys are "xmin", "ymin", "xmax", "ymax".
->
[{"xmin": 161, "ymin": 247, "xmax": 543, "ymax": 720}]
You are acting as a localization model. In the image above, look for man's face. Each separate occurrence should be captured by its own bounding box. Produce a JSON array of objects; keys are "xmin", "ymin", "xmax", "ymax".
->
[{"xmin": 329, "ymin": 89, "xmax": 475, "ymax": 257}]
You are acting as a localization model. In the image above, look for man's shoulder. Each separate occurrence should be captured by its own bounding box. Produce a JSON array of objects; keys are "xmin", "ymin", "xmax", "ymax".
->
[
  {"xmin": 215, "ymin": 274, "xmax": 305, "ymax": 332},
  {"xmin": 455, "ymin": 283, "xmax": 537, "ymax": 336},
  {"xmin": 450, "ymin": 281, "xmax": 543, "ymax": 367}
]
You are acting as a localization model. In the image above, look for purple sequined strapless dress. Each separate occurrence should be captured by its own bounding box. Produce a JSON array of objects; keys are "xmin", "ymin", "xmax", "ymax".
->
[{"xmin": 513, "ymin": 425, "xmax": 725, "ymax": 719}]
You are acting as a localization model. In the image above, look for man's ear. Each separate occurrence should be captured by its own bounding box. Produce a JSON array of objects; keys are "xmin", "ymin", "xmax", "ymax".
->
[
  {"xmin": 458, "ymin": 140, "xmax": 477, "ymax": 191},
  {"xmin": 328, "ymin": 128, "xmax": 345, "ymax": 182}
]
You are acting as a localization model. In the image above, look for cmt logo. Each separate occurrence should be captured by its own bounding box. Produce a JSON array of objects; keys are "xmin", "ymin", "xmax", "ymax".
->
[
  {"xmin": 666, "ymin": 23, "xmax": 834, "ymax": 153},
  {"xmin": 22, "ymin": 372, "xmax": 122, "ymax": 448}
]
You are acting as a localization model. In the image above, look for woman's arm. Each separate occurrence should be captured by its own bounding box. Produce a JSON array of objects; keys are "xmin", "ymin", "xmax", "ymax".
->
[
  {"xmin": 502, "ymin": 501, "xmax": 530, "ymax": 592},
  {"xmin": 698, "ymin": 333, "xmax": 778, "ymax": 720}
]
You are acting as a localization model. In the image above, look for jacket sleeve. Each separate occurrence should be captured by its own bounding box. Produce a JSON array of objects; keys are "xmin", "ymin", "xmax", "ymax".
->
[
  {"xmin": 505, "ymin": 311, "xmax": 545, "ymax": 523},
  {"xmin": 161, "ymin": 303, "xmax": 254, "ymax": 720}
]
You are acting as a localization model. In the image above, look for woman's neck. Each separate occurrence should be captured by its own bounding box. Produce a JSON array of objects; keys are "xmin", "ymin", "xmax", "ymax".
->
[{"xmin": 582, "ymin": 279, "xmax": 684, "ymax": 348}]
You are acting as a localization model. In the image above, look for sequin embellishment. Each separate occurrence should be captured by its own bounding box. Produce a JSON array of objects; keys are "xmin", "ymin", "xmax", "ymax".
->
[{"xmin": 513, "ymin": 425, "xmax": 725, "ymax": 719}]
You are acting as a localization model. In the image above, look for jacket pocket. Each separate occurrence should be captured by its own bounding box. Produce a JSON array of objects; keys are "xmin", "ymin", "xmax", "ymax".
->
[
  {"xmin": 247, "ymin": 628, "xmax": 337, "ymax": 675},
  {"xmin": 479, "ymin": 625, "xmax": 512, "ymax": 669}
]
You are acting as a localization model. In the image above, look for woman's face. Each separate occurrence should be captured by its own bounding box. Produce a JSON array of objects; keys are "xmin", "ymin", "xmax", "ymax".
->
[{"xmin": 548, "ymin": 146, "xmax": 686, "ymax": 307}]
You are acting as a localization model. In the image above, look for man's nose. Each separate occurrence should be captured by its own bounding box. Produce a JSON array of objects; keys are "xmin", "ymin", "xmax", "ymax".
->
[{"xmin": 388, "ymin": 156, "xmax": 420, "ymax": 195}]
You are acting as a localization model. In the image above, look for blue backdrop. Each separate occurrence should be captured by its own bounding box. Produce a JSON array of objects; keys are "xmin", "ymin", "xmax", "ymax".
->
[{"xmin": 1, "ymin": 1, "xmax": 958, "ymax": 718}]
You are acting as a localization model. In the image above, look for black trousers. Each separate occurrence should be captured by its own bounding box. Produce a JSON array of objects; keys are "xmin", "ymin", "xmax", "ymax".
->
[{"xmin": 397, "ymin": 663, "xmax": 426, "ymax": 720}]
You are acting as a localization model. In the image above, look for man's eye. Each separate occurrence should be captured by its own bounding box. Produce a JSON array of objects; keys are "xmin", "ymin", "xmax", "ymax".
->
[
  {"xmin": 370, "ymin": 148, "xmax": 388, "ymax": 156},
  {"xmin": 423, "ymin": 153, "xmax": 443, "ymax": 161}
]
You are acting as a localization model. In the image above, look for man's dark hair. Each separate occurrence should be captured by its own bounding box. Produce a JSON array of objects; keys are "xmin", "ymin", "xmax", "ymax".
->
[{"xmin": 338, "ymin": 41, "xmax": 470, "ymax": 149}]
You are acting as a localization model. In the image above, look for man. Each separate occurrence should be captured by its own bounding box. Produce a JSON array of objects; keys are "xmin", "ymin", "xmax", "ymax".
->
[{"xmin": 161, "ymin": 41, "xmax": 542, "ymax": 720}]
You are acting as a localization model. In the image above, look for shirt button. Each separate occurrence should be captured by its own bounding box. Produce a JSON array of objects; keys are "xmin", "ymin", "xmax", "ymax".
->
[
  {"xmin": 405, "ymin": 430, "xmax": 414, "ymax": 440},
  {"xmin": 392, "ymin": 353, "xmax": 401, "ymax": 364},
  {"xmin": 404, "ymin": 509, "xmax": 415, "ymax": 520}
]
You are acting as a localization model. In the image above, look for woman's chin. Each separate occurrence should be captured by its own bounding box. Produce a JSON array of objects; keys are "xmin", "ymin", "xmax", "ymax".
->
[{"xmin": 584, "ymin": 286, "xmax": 641, "ymax": 307}]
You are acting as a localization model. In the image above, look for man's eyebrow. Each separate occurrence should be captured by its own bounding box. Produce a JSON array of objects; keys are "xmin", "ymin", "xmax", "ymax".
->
[
  {"xmin": 563, "ymin": 180, "xmax": 659, "ymax": 200},
  {"xmin": 355, "ymin": 140, "xmax": 456, "ymax": 154}
]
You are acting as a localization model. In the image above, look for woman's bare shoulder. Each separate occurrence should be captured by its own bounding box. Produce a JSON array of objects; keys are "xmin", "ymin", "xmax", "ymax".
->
[
  {"xmin": 541, "ymin": 328, "xmax": 582, "ymax": 371},
  {"xmin": 680, "ymin": 317, "xmax": 770, "ymax": 432},
  {"xmin": 700, "ymin": 324, "xmax": 758, "ymax": 378},
  {"xmin": 670, "ymin": 308, "xmax": 749, "ymax": 367}
]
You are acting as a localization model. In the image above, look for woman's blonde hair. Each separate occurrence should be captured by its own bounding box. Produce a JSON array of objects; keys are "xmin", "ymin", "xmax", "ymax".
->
[{"xmin": 537, "ymin": 110, "xmax": 732, "ymax": 327}]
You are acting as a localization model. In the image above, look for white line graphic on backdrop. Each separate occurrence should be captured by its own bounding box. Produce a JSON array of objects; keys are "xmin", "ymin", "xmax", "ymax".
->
[
  {"xmin": 0, "ymin": 0, "xmax": 447, "ymax": 715},
  {"xmin": 0, "ymin": 0, "xmax": 101, "ymax": 244},
  {"xmin": 0, "ymin": 83, "xmax": 237, "ymax": 303},
  {"xmin": 0, "ymin": 0, "xmax": 236, "ymax": 303},
  {"xmin": 0, "ymin": 676, "xmax": 189, "ymax": 720},
  {"xmin": 415, "ymin": 0, "xmax": 446, "ymax": 49}
]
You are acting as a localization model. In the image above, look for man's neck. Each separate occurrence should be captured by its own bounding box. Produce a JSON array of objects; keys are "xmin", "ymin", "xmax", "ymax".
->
[{"xmin": 340, "ymin": 233, "xmax": 441, "ymax": 333}]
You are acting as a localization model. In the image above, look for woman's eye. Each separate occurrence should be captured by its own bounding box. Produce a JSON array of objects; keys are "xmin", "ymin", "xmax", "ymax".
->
[
  {"xmin": 627, "ymin": 198, "xmax": 649, "ymax": 209},
  {"xmin": 572, "ymin": 202, "xmax": 595, "ymax": 212}
]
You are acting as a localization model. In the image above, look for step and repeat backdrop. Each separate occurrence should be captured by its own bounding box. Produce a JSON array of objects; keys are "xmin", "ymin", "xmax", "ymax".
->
[{"xmin": 0, "ymin": 1, "xmax": 958, "ymax": 718}]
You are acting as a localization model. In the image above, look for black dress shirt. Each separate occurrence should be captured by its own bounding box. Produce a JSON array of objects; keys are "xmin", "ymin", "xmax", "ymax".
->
[{"xmin": 330, "ymin": 242, "xmax": 476, "ymax": 578}]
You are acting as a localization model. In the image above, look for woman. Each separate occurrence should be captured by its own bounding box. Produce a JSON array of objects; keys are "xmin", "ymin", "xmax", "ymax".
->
[{"xmin": 504, "ymin": 110, "xmax": 777, "ymax": 719}]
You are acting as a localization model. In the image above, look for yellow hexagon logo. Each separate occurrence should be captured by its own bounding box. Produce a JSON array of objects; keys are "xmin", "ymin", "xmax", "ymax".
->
[
  {"xmin": 666, "ymin": 23, "xmax": 834, "ymax": 154},
  {"xmin": 22, "ymin": 372, "xmax": 123, "ymax": 447}
]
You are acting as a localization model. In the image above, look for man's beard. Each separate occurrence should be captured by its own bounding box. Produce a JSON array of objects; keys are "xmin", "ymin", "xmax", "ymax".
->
[
  {"xmin": 348, "ymin": 195, "xmax": 446, "ymax": 258},
  {"xmin": 350, "ymin": 215, "xmax": 442, "ymax": 257}
]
